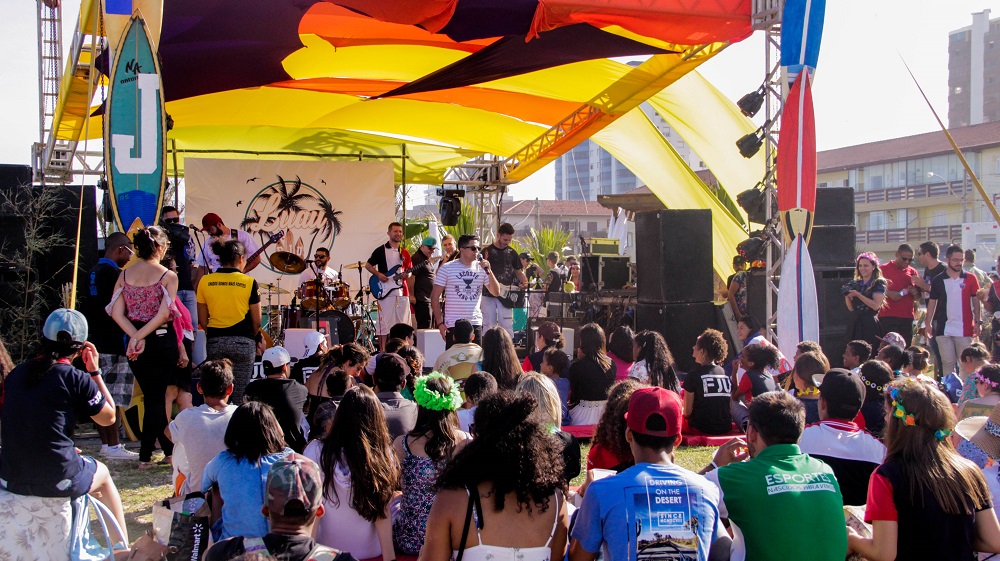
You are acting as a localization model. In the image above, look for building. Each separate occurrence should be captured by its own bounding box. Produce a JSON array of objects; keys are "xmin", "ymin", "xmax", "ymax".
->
[
  {"xmin": 817, "ymin": 121, "xmax": 1000, "ymax": 261},
  {"xmin": 553, "ymin": 103, "xmax": 704, "ymax": 201},
  {"xmin": 501, "ymin": 199, "xmax": 613, "ymax": 253},
  {"xmin": 949, "ymin": 9, "xmax": 1000, "ymax": 128}
]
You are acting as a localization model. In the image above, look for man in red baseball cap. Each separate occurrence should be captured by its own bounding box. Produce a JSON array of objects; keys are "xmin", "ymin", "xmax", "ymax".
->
[
  {"xmin": 570, "ymin": 387, "xmax": 728, "ymax": 561},
  {"xmin": 194, "ymin": 212, "xmax": 262, "ymax": 288}
]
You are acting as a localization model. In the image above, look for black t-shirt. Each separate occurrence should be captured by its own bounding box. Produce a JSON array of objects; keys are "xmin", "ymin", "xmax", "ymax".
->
[
  {"xmin": 244, "ymin": 377, "xmax": 308, "ymax": 453},
  {"xmin": 923, "ymin": 263, "xmax": 946, "ymax": 294},
  {"xmin": 567, "ymin": 357, "xmax": 616, "ymax": 404},
  {"xmin": 163, "ymin": 223, "xmax": 195, "ymax": 291},
  {"xmin": 481, "ymin": 244, "xmax": 522, "ymax": 288},
  {"xmin": 410, "ymin": 249, "xmax": 435, "ymax": 302},
  {"xmin": 681, "ymin": 364, "xmax": 733, "ymax": 435},
  {"xmin": 81, "ymin": 259, "xmax": 126, "ymax": 354},
  {"xmin": 204, "ymin": 533, "xmax": 356, "ymax": 561},
  {"xmin": 290, "ymin": 355, "xmax": 322, "ymax": 386},
  {"xmin": 0, "ymin": 361, "xmax": 106, "ymax": 496}
]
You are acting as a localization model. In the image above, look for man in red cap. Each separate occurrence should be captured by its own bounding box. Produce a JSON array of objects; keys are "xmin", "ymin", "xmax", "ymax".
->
[
  {"xmin": 570, "ymin": 387, "xmax": 728, "ymax": 561},
  {"xmin": 195, "ymin": 213, "xmax": 261, "ymax": 288}
]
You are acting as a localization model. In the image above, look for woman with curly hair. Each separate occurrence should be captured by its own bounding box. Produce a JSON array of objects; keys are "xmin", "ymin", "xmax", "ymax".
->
[
  {"xmin": 568, "ymin": 323, "xmax": 616, "ymax": 426},
  {"xmin": 304, "ymin": 343, "xmax": 369, "ymax": 427},
  {"xmin": 393, "ymin": 373, "xmax": 470, "ymax": 555},
  {"xmin": 304, "ymin": 386, "xmax": 399, "ymax": 559},
  {"xmin": 517, "ymin": 373, "xmax": 581, "ymax": 484},
  {"xmin": 421, "ymin": 391, "xmax": 569, "ymax": 560},
  {"xmin": 396, "ymin": 344, "xmax": 425, "ymax": 399},
  {"xmin": 587, "ymin": 378, "xmax": 642, "ymax": 471},
  {"xmin": 847, "ymin": 378, "xmax": 1000, "ymax": 561},
  {"xmin": 682, "ymin": 329, "xmax": 734, "ymax": 435},
  {"xmin": 480, "ymin": 326, "xmax": 523, "ymax": 390},
  {"xmin": 628, "ymin": 330, "xmax": 680, "ymax": 392},
  {"xmin": 844, "ymin": 252, "xmax": 888, "ymax": 349}
]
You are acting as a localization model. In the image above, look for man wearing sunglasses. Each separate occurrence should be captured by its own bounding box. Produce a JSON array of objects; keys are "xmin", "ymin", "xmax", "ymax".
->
[
  {"xmin": 879, "ymin": 243, "xmax": 919, "ymax": 347},
  {"xmin": 430, "ymin": 234, "xmax": 500, "ymax": 349},
  {"xmin": 161, "ymin": 206, "xmax": 199, "ymax": 327},
  {"xmin": 296, "ymin": 247, "xmax": 338, "ymax": 291}
]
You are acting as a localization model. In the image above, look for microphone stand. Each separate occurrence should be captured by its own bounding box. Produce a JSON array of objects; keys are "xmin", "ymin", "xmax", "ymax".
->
[{"xmin": 189, "ymin": 225, "xmax": 206, "ymax": 271}]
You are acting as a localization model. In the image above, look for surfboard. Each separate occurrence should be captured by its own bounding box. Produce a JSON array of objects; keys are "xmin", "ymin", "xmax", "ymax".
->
[
  {"xmin": 104, "ymin": 12, "xmax": 167, "ymax": 233},
  {"xmin": 777, "ymin": 235, "xmax": 820, "ymax": 360},
  {"xmin": 777, "ymin": 74, "xmax": 817, "ymax": 244},
  {"xmin": 780, "ymin": 0, "xmax": 826, "ymax": 86}
]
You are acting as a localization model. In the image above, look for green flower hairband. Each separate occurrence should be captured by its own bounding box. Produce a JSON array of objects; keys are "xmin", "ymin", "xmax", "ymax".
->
[
  {"xmin": 888, "ymin": 382, "xmax": 953, "ymax": 441},
  {"xmin": 413, "ymin": 372, "xmax": 463, "ymax": 412}
]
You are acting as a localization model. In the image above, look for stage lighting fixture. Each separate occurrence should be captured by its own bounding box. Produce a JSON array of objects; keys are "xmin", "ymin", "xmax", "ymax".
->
[
  {"xmin": 736, "ymin": 183, "xmax": 768, "ymax": 224},
  {"xmin": 737, "ymin": 87, "xmax": 765, "ymax": 118},
  {"xmin": 737, "ymin": 231, "xmax": 768, "ymax": 262},
  {"xmin": 437, "ymin": 187, "xmax": 465, "ymax": 227},
  {"xmin": 737, "ymin": 130, "xmax": 764, "ymax": 159}
]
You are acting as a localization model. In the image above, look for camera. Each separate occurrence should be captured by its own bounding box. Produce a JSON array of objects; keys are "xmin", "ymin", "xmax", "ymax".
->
[{"xmin": 840, "ymin": 279, "xmax": 862, "ymax": 296}]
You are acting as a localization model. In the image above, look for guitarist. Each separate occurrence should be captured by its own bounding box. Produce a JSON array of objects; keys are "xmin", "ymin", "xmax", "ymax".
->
[
  {"xmin": 195, "ymin": 213, "xmax": 261, "ymax": 289},
  {"xmin": 365, "ymin": 222, "xmax": 413, "ymax": 350},
  {"xmin": 480, "ymin": 223, "xmax": 528, "ymax": 337}
]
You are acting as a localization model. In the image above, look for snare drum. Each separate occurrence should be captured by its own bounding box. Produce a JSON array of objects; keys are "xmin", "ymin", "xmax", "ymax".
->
[{"xmin": 327, "ymin": 281, "xmax": 351, "ymax": 308}]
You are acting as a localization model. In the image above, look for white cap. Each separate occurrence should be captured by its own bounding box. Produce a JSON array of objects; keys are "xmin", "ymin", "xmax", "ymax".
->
[
  {"xmin": 262, "ymin": 346, "xmax": 291, "ymax": 370},
  {"xmin": 304, "ymin": 331, "xmax": 327, "ymax": 357}
]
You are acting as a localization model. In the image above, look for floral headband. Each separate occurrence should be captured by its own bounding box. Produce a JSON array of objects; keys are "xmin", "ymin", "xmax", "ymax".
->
[
  {"xmin": 413, "ymin": 373, "xmax": 463, "ymax": 412},
  {"xmin": 857, "ymin": 252, "xmax": 880, "ymax": 268},
  {"xmin": 976, "ymin": 371, "xmax": 1000, "ymax": 389},
  {"xmin": 888, "ymin": 383, "xmax": 952, "ymax": 441},
  {"xmin": 859, "ymin": 373, "xmax": 885, "ymax": 393}
]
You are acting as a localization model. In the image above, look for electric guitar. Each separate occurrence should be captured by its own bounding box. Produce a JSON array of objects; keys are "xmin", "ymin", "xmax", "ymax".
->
[
  {"xmin": 244, "ymin": 231, "xmax": 284, "ymax": 271},
  {"xmin": 369, "ymin": 258, "xmax": 437, "ymax": 300},
  {"xmin": 495, "ymin": 282, "xmax": 526, "ymax": 309}
]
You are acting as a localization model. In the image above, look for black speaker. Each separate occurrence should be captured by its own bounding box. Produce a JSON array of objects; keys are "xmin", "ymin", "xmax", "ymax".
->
[
  {"xmin": 809, "ymin": 225, "xmax": 856, "ymax": 268},
  {"xmin": 580, "ymin": 255, "xmax": 631, "ymax": 291},
  {"xmin": 636, "ymin": 301, "xmax": 727, "ymax": 372},
  {"xmin": 636, "ymin": 210, "xmax": 713, "ymax": 304},
  {"xmin": 0, "ymin": 165, "xmax": 31, "ymax": 189},
  {"xmin": 744, "ymin": 269, "xmax": 769, "ymax": 326},
  {"xmin": 814, "ymin": 188, "xmax": 855, "ymax": 226},
  {"xmin": 819, "ymin": 327, "xmax": 849, "ymax": 369},
  {"xmin": 815, "ymin": 268, "xmax": 855, "ymax": 332}
]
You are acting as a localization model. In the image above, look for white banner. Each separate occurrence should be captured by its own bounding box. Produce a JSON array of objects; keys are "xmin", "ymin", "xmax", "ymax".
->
[{"xmin": 185, "ymin": 159, "xmax": 396, "ymax": 304}]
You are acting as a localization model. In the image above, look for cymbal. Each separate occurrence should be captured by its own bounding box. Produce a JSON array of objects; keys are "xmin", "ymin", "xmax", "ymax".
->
[
  {"xmin": 259, "ymin": 283, "xmax": 290, "ymax": 295},
  {"xmin": 343, "ymin": 261, "xmax": 366, "ymax": 270},
  {"xmin": 269, "ymin": 251, "xmax": 306, "ymax": 274}
]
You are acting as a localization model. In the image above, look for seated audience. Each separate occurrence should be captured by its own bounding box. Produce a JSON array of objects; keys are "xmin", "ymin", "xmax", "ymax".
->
[
  {"xmin": 373, "ymin": 352, "xmax": 417, "ymax": 440},
  {"xmin": 858, "ymin": 360, "xmax": 894, "ymax": 439},
  {"xmin": 310, "ymin": 368, "xmax": 354, "ymax": 440},
  {"xmin": 683, "ymin": 328, "xmax": 734, "ymax": 435},
  {"xmin": 433, "ymin": 319, "xmax": 482, "ymax": 382},
  {"xmin": 245, "ymin": 347, "xmax": 309, "ymax": 453},
  {"xmin": 396, "ymin": 344, "xmax": 425, "ymax": 399},
  {"xmin": 202, "ymin": 401, "xmax": 293, "ymax": 540},
  {"xmin": 480, "ymin": 326, "xmax": 524, "ymax": 390},
  {"xmin": 788, "ymin": 351, "xmax": 829, "ymax": 425},
  {"xmin": 957, "ymin": 364, "xmax": 1000, "ymax": 420},
  {"xmin": 521, "ymin": 321, "xmax": 564, "ymax": 373},
  {"xmin": 842, "ymin": 340, "xmax": 872, "ymax": 374},
  {"xmin": 878, "ymin": 332, "xmax": 907, "ymax": 352},
  {"xmin": 959, "ymin": 343, "xmax": 991, "ymax": 406},
  {"xmin": 0, "ymin": 309, "xmax": 129, "ymax": 548},
  {"xmin": 204, "ymin": 454, "xmax": 355, "ymax": 561},
  {"xmin": 393, "ymin": 373, "xmax": 470, "ymax": 555},
  {"xmin": 541, "ymin": 346, "xmax": 572, "ymax": 425},
  {"xmin": 954, "ymin": 403, "xmax": 1000, "ymax": 504},
  {"xmin": 799, "ymin": 369, "xmax": 886, "ymax": 506},
  {"xmin": 778, "ymin": 341, "xmax": 823, "ymax": 388},
  {"xmin": 169, "ymin": 359, "xmax": 237, "ymax": 496},
  {"xmin": 457, "ymin": 372, "xmax": 497, "ymax": 433},
  {"xmin": 629, "ymin": 330, "xmax": 680, "ymax": 392},
  {"xmin": 587, "ymin": 378, "xmax": 642, "ymax": 471},
  {"xmin": 901, "ymin": 346, "xmax": 933, "ymax": 382},
  {"xmin": 847, "ymin": 378, "xmax": 1000, "ymax": 561},
  {"xmin": 518, "ymin": 373, "xmax": 581, "ymax": 484},
  {"xmin": 571, "ymin": 387, "xmax": 727, "ymax": 561},
  {"xmin": 305, "ymin": 386, "xmax": 399, "ymax": 559},
  {"xmin": 877, "ymin": 344, "xmax": 907, "ymax": 376},
  {"xmin": 305, "ymin": 343, "xmax": 369, "ymax": 427},
  {"xmin": 365, "ymin": 324, "xmax": 417, "ymax": 377},
  {"xmin": 606, "ymin": 326, "xmax": 635, "ymax": 382},
  {"xmin": 422, "ymin": 391, "xmax": 569, "ymax": 559},
  {"xmin": 705, "ymin": 392, "xmax": 847, "ymax": 561},
  {"xmin": 289, "ymin": 331, "xmax": 327, "ymax": 385},
  {"xmin": 569, "ymin": 323, "xmax": 617, "ymax": 425},
  {"xmin": 730, "ymin": 343, "xmax": 779, "ymax": 429}
]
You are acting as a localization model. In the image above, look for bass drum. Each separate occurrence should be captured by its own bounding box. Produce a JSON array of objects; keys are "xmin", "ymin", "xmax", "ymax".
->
[{"xmin": 296, "ymin": 309, "xmax": 356, "ymax": 346}]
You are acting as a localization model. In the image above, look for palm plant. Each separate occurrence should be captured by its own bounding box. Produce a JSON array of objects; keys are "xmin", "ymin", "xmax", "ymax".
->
[
  {"xmin": 441, "ymin": 199, "xmax": 479, "ymax": 239},
  {"xmin": 512, "ymin": 227, "xmax": 571, "ymax": 272}
]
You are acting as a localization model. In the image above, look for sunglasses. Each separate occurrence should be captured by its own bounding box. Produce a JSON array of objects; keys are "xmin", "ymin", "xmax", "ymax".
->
[
  {"xmin": 314, "ymin": 254, "xmax": 327, "ymax": 259},
  {"xmin": 463, "ymin": 246, "xmax": 481, "ymax": 252},
  {"xmin": 162, "ymin": 217, "xmax": 180, "ymax": 224}
]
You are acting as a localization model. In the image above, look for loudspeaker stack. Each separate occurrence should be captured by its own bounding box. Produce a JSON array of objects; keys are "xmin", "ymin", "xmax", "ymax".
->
[{"xmin": 634, "ymin": 210, "xmax": 731, "ymax": 372}]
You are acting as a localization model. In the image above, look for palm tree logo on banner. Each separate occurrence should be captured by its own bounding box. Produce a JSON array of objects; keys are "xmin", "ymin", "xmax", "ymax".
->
[{"xmin": 241, "ymin": 175, "xmax": 343, "ymax": 273}]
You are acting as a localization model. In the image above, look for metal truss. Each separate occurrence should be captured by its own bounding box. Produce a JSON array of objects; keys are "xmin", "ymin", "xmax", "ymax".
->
[{"xmin": 441, "ymin": 156, "xmax": 510, "ymax": 243}]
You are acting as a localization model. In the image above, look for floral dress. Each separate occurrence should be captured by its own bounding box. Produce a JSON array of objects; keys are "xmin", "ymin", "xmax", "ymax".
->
[{"xmin": 392, "ymin": 435, "xmax": 442, "ymax": 555}]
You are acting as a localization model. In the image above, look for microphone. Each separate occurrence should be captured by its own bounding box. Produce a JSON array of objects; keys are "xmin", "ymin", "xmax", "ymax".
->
[{"xmin": 188, "ymin": 224, "xmax": 201, "ymax": 231}]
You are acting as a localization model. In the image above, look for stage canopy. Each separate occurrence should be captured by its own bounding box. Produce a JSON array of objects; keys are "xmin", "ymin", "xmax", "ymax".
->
[{"xmin": 53, "ymin": 0, "xmax": 764, "ymax": 276}]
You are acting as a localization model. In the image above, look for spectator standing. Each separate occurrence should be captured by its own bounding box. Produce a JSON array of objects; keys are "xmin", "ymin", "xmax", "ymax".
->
[
  {"xmin": 393, "ymin": 374, "xmax": 470, "ymax": 555},
  {"xmin": 305, "ymin": 386, "xmax": 400, "ymax": 560},
  {"xmin": 373, "ymin": 352, "xmax": 417, "ymax": 440},
  {"xmin": 431, "ymin": 234, "xmax": 500, "ymax": 349},
  {"xmin": 965, "ymin": 248, "xmax": 990, "ymax": 289},
  {"xmin": 202, "ymin": 401, "xmax": 293, "ymax": 540},
  {"xmin": 479, "ymin": 326, "xmax": 524, "ymax": 390},
  {"xmin": 845, "ymin": 252, "xmax": 888, "ymax": 349},
  {"xmin": 724, "ymin": 255, "xmax": 748, "ymax": 300},
  {"xmin": 727, "ymin": 257, "xmax": 749, "ymax": 321},
  {"xmin": 81, "ymin": 231, "xmax": 138, "ymax": 460},
  {"xmin": 456, "ymin": 372, "xmax": 497, "ymax": 433},
  {"xmin": 586, "ymin": 378, "xmax": 642, "ymax": 471},
  {"xmin": 606, "ymin": 326, "xmax": 635, "ymax": 382},
  {"xmin": 521, "ymin": 321, "xmax": 565, "ymax": 373},
  {"xmin": 433, "ymin": 319, "xmax": 482, "ymax": 382},
  {"xmin": 422, "ymin": 392, "xmax": 569, "ymax": 560},
  {"xmin": 799, "ymin": 369, "xmax": 886, "ymax": 506},
  {"xmin": 568, "ymin": 323, "xmax": 617, "ymax": 425},
  {"xmin": 923, "ymin": 245, "xmax": 982, "ymax": 378},
  {"xmin": 108, "ymin": 227, "xmax": 182, "ymax": 469},
  {"xmin": 683, "ymin": 329, "xmax": 734, "ymax": 435},
  {"xmin": 704, "ymin": 392, "xmax": 848, "ymax": 561},
  {"xmin": 629, "ymin": 330, "xmax": 680, "ymax": 392},
  {"xmin": 879, "ymin": 244, "xmax": 919, "ymax": 347},
  {"xmin": 245, "ymin": 347, "xmax": 309, "ymax": 453},
  {"xmin": 571, "ymin": 387, "xmax": 726, "ymax": 561},
  {"xmin": 168, "ymin": 359, "xmax": 236, "ymax": 496},
  {"xmin": 197, "ymin": 239, "xmax": 261, "ymax": 405},
  {"xmin": 847, "ymin": 378, "xmax": 1000, "ymax": 561},
  {"xmin": 842, "ymin": 340, "xmax": 872, "ymax": 373},
  {"xmin": 915, "ymin": 241, "xmax": 948, "ymax": 377},
  {"xmin": 982, "ymin": 254, "xmax": 1000, "ymax": 360},
  {"xmin": 858, "ymin": 360, "xmax": 894, "ymax": 439}
]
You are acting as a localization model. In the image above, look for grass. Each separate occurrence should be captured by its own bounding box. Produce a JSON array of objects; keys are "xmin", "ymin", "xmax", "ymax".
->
[{"xmin": 78, "ymin": 429, "xmax": 720, "ymax": 543}]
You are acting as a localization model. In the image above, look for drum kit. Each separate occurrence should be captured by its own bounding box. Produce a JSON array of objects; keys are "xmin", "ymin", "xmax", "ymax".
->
[{"xmin": 262, "ymin": 251, "xmax": 379, "ymax": 353}]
